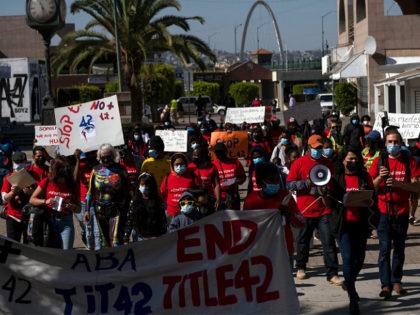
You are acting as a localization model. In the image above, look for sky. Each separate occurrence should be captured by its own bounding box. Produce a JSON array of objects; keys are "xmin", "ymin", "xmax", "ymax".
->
[{"xmin": 2, "ymin": 0, "xmax": 402, "ymax": 53}]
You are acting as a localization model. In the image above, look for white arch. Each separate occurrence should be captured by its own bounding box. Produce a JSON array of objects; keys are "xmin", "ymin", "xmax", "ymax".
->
[{"xmin": 240, "ymin": 0, "xmax": 284, "ymax": 64}]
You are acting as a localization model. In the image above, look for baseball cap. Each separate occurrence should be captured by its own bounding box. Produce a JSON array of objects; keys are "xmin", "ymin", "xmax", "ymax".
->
[
  {"xmin": 365, "ymin": 130, "xmax": 381, "ymax": 140},
  {"xmin": 12, "ymin": 152, "xmax": 27, "ymax": 163},
  {"xmin": 308, "ymin": 135, "xmax": 323, "ymax": 148}
]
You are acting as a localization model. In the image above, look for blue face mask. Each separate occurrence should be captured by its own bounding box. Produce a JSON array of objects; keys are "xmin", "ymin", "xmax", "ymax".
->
[
  {"xmin": 187, "ymin": 127, "xmax": 195, "ymax": 134},
  {"xmin": 387, "ymin": 145, "xmax": 401, "ymax": 156},
  {"xmin": 138, "ymin": 185, "xmax": 148, "ymax": 195},
  {"xmin": 323, "ymin": 148, "xmax": 334, "ymax": 158},
  {"xmin": 351, "ymin": 119, "xmax": 359, "ymax": 125},
  {"xmin": 174, "ymin": 164, "xmax": 187, "ymax": 175},
  {"xmin": 191, "ymin": 143, "xmax": 200, "ymax": 150},
  {"xmin": 310, "ymin": 148, "xmax": 322, "ymax": 160},
  {"xmin": 280, "ymin": 138, "xmax": 288, "ymax": 145},
  {"xmin": 180, "ymin": 204, "xmax": 195, "ymax": 214},
  {"xmin": 253, "ymin": 157, "xmax": 264, "ymax": 165},
  {"xmin": 148, "ymin": 149, "xmax": 158, "ymax": 158},
  {"xmin": 263, "ymin": 183, "xmax": 280, "ymax": 195}
]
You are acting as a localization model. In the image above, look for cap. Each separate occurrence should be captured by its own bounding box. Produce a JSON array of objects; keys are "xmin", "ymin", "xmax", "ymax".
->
[
  {"xmin": 12, "ymin": 151, "xmax": 27, "ymax": 163},
  {"xmin": 214, "ymin": 142, "xmax": 227, "ymax": 152},
  {"xmin": 308, "ymin": 135, "xmax": 323, "ymax": 148},
  {"xmin": 365, "ymin": 130, "xmax": 381, "ymax": 140},
  {"xmin": 179, "ymin": 191, "xmax": 197, "ymax": 202}
]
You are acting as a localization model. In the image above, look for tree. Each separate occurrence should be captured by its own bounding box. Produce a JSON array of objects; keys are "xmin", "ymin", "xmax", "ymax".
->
[
  {"xmin": 52, "ymin": 0, "xmax": 216, "ymax": 123},
  {"xmin": 334, "ymin": 82, "xmax": 357, "ymax": 116},
  {"xmin": 229, "ymin": 82, "xmax": 259, "ymax": 106}
]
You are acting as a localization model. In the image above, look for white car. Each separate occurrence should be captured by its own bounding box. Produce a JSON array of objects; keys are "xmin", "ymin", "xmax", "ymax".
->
[
  {"xmin": 212, "ymin": 104, "xmax": 226, "ymax": 115},
  {"xmin": 316, "ymin": 93, "xmax": 335, "ymax": 113}
]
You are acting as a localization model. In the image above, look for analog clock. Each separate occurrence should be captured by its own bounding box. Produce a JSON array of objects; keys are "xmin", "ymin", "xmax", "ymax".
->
[{"xmin": 28, "ymin": 0, "xmax": 57, "ymax": 23}]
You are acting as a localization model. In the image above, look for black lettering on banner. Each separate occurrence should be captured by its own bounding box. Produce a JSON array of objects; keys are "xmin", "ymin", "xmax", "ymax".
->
[{"xmin": 2, "ymin": 275, "xmax": 32, "ymax": 304}]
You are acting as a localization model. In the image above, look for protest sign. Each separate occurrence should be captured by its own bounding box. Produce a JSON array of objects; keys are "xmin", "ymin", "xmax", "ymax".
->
[
  {"xmin": 225, "ymin": 107, "xmax": 265, "ymax": 124},
  {"xmin": 54, "ymin": 95, "xmax": 124, "ymax": 156},
  {"xmin": 0, "ymin": 210, "xmax": 299, "ymax": 315},
  {"xmin": 34, "ymin": 125, "xmax": 59, "ymax": 146},
  {"xmin": 210, "ymin": 131, "xmax": 248, "ymax": 159},
  {"xmin": 373, "ymin": 112, "xmax": 420, "ymax": 139},
  {"xmin": 155, "ymin": 130, "xmax": 188, "ymax": 152}
]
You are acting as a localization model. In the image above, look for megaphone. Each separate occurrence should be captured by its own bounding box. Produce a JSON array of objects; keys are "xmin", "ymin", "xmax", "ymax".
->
[{"xmin": 309, "ymin": 164, "xmax": 331, "ymax": 186}]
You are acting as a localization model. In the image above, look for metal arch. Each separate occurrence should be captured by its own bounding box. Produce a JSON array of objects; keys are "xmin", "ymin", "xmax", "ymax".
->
[{"xmin": 239, "ymin": 0, "xmax": 285, "ymax": 64}]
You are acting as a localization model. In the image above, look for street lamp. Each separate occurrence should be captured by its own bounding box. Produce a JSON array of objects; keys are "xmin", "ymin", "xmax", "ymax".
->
[
  {"xmin": 321, "ymin": 10, "xmax": 336, "ymax": 56},
  {"xmin": 208, "ymin": 32, "xmax": 218, "ymax": 48},
  {"xmin": 234, "ymin": 24, "xmax": 242, "ymax": 62},
  {"xmin": 256, "ymin": 23, "xmax": 268, "ymax": 51},
  {"xmin": 113, "ymin": 0, "xmax": 123, "ymax": 92}
]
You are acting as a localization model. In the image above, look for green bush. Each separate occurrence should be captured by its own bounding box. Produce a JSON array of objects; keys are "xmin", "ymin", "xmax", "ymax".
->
[
  {"xmin": 141, "ymin": 64, "xmax": 175, "ymax": 105},
  {"xmin": 56, "ymin": 85, "xmax": 102, "ymax": 106},
  {"xmin": 174, "ymin": 81, "xmax": 184, "ymax": 99},
  {"xmin": 334, "ymin": 82, "xmax": 357, "ymax": 116},
  {"xmin": 193, "ymin": 81, "xmax": 221, "ymax": 103},
  {"xmin": 105, "ymin": 81, "xmax": 119, "ymax": 93},
  {"xmin": 229, "ymin": 82, "xmax": 259, "ymax": 106},
  {"xmin": 292, "ymin": 83, "xmax": 318, "ymax": 95}
]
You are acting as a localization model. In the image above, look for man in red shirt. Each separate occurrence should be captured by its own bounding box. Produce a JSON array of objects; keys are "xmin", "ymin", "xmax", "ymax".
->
[
  {"xmin": 369, "ymin": 128, "xmax": 420, "ymax": 299},
  {"xmin": 286, "ymin": 135, "xmax": 343, "ymax": 285},
  {"xmin": 26, "ymin": 146, "xmax": 50, "ymax": 184}
]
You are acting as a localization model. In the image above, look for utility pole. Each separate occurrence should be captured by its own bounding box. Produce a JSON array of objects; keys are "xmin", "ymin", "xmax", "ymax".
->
[
  {"xmin": 234, "ymin": 24, "xmax": 242, "ymax": 61},
  {"xmin": 113, "ymin": 0, "xmax": 123, "ymax": 92},
  {"xmin": 322, "ymin": 10, "xmax": 335, "ymax": 57}
]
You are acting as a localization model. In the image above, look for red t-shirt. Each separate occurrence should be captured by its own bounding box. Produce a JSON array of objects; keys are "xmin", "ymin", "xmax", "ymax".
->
[
  {"xmin": 269, "ymin": 129, "xmax": 282, "ymax": 149},
  {"xmin": 2, "ymin": 174, "xmax": 31, "ymax": 220},
  {"xmin": 344, "ymin": 174, "xmax": 373, "ymax": 223},
  {"xmin": 189, "ymin": 162, "xmax": 219, "ymax": 196},
  {"xmin": 79, "ymin": 162, "xmax": 95, "ymax": 201},
  {"xmin": 39, "ymin": 178, "xmax": 74, "ymax": 216},
  {"xmin": 250, "ymin": 169, "xmax": 261, "ymax": 192},
  {"xmin": 160, "ymin": 169, "xmax": 201, "ymax": 216},
  {"xmin": 369, "ymin": 155, "xmax": 420, "ymax": 215},
  {"xmin": 120, "ymin": 159, "xmax": 139, "ymax": 190},
  {"xmin": 243, "ymin": 190, "xmax": 305, "ymax": 254},
  {"xmin": 286, "ymin": 155, "xmax": 333, "ymax": 218},
  {"xmin": 26, "ymin": 163, "xmax": 49, "ymax": 184},
  {"xmin": 212, "ymin": 158, "xmax": 245, "ymax": 199}
]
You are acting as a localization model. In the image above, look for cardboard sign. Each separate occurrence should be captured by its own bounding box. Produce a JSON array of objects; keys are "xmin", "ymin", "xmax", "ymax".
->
[
  {"xmin": 225, "ymin": 107, "xmax": 265, "ymax": 124},
  {"xmin": 54, "ymin": 95, "xmax": 124, "ymax": 156},
  {"xmin": 373, "ymin": 112, "xmax": 420, "ymax": 139},
  {"xmin": 0, "ymin": 210, "xmax": 299, "ymax": 315},
  {"xmin": 155, "ymin": 130, "xmax": 188, "ymax": 152},
  {"xmin": 34, "ymin": 125, "xmax": 59, "ymax": 146},
  {"xmin": 210, "ymin": 131, "xmax": 248, "ymax": 159},
  {"xmin": 7, "ymin": 169, "xmax": 36, "ymax": 188}
]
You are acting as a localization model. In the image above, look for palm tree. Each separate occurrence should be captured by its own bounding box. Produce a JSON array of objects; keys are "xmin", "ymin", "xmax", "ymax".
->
[{"xmin": 52, "ymin": 0, "xmax": 216, "ymax": 122}]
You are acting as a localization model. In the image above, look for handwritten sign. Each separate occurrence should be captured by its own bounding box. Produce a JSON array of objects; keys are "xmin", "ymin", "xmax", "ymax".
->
[
  {"xmin": 155, "ymin": 130, "xmax": 188, "ymax": 152},
  {"xmin": 373, "ymin": 112, "xmax": 420, "ymax": 139},
  {"xmin": 34, "ymin": 125, "xmax": 59, "ymax": 146},
  {"xmin": 225, "ymin": 107, "xmax": 265, "ymax": 124},
  {"xmin": 210, "ymin": 131, "xmax": 248, "ymax": 159},
  {"xmin": 54, "ymin": 95, "xmax": 124, "ymax": 156},
  {"xmin": 0, "ymin": 210, "xmax": 299, "ymax": 315}
]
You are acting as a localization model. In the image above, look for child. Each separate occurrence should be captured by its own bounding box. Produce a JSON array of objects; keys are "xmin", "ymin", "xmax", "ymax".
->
[{"xmin": 168, "ymin": 191, "xmax": 203, "ymax": 232}]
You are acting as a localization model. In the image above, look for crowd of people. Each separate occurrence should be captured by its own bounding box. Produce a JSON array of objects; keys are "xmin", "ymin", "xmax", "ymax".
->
[{"xmin": 0, "ymin": 110, "xmax": 419, "ymax": 315}]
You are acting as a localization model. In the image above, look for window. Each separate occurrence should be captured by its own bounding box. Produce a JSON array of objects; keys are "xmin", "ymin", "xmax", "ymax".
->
[
  {"xmin": 339, "ymin": 0, "xmax": 346, "ymax": 34},
  {"xmin": 356, "ymin": 0, "xmax": 366, "ymax": 22}
]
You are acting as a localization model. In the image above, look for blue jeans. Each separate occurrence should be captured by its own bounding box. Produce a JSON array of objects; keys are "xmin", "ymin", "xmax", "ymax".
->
[
  {"xmin": 51, "ymin": 214, "xmax": 74, "ymax": 250},
  {"xmin": 337, "ymin": 223, "xmax": 367, "ymax": 298},
  {"xmin": 76, "ymin": 202, "xmax": 101, "ymax": 250},
  {"xmin": 377, "ymin": 212, "xmax": 409, "ymax": 289},
  {"xmin": 295, "ymin": 214, "xmax": 339, "ymax": 279}
]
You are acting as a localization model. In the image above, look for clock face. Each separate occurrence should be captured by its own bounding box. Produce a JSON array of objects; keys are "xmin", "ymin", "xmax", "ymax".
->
[{"xmin": 28, "ymin": 0, "xmax": 57, "ymax": 23}]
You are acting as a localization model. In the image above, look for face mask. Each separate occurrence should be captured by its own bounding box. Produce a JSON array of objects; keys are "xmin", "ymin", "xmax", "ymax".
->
[
  {"xmin": 191, "ymin": 143, "xmax": 200, "ymax": 150},
  {"xmin": 180, "ymin": 204, "xmax": 196, "ymax": 214},
  {"xmin": 263, "ymin": 183, "xmax": 280, "ymax": 195},
  {"xmin": 310, "ymin": 148, "xmax": 322, "ymax": 160},
  {"xmin": 133, "ymin": 135, "xmax": 140, "ymax": 141},
  {"xmin": 387, "ymin": 145, "xmax": 401, "ymax": 156},
  {"xmin": 280, "ymin": 138, "xmax": 288, "ymax": 145},
  {"xmin": 138, "ymin": 185, "xmax": 148, "ymax": 195},
  {"xmin": 187, "ymin": 127, "xmax": 195, "ymax": 134},
  {"xmin": 253, "ymin": 157, "xmax": 264, "ymax": 165},
  {"xmin": 35, "ymin": 157, "xmax": 46, "ymax": 166},
  {"xmin": 148, "ymin": 149, "xmax": 158, "ymax": 158},
  {"xmin": 13, "ymin": 163, "xmax": 26, "ymax": 171},
  {"xmin": 346, "ymin": 161, "xmax": 357, "ymax": 172},
  {"xmin": 174, "ymin": 164, "xmax": 187, "ymax": 175},
  {"xmin": 323, "ymin": 148, "xmax": 334, "ymax": 158},
  {"xmin": 205, "ymin": 116, "xmax": 210, "ymax": 121},
  {"xmin": 351, "ymin": 119, "xmax": 359, "ymax": 125},
  {"xmin": 362, "ymin": 121, "xmax": 369, "ymax": 126}
]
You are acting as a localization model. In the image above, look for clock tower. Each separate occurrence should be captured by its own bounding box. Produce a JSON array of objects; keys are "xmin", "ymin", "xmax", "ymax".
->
[{"xmin": 26, "ymin": 0, "xmax": 67, "ymax": 124}]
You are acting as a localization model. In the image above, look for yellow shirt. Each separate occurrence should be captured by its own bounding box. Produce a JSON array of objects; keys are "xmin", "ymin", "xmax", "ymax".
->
[{"xmin": 141, "ymin": 157, "xmax": 171, "ymax": 188}]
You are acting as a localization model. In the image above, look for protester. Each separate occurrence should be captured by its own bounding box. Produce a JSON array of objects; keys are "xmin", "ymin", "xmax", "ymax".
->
[
  {"xmin": 119, "ymin": 146, "xmax": 140, "ymax": 191},
  {"xmin": 361, "ymin": 115, "xmax": 373, "ymax": 136},
  {"xmin": 124, "ymin": 172, "xmax": 167, "ymax": 242},
  {"xmin": 362, "ymin": 130, "xmax": 383, "ymax": 171},
  {"xmin": 212, "ymin": 142, "xmax": 246, "ymax": 210},
  {"xmin": 287, "ymin": 135, "xmax": 343, "ymax": 285},
  {"xmin": 344, "ymin": 114, "xmax": 365, "ymax": 147},
  {"xmin": 85, "ymin": 144, "xmax": 132, "ymax": 247},
  {"xmin": 247, "ymin": 146, "xmax": 267, "ymax": 193},
  {"xmin": 288, "ymin": 93, "xmax": 296, "ymax": 108},
  {"xmin": 168, "ymin": 191, "xmax": 203, "ymax": 232},
  {"xmin": 127, "ymin": 126, "xmax": 149, "ymax": 169},
  {"xmin": 141, "ymin": 136, "xmax": 171, "ymax": 188},
  {"xmin": 169, "ymin": 99, "xmax": 178, "ymax": 125},
  {"xmin": 270, "ymin": 129, "xmax": 298, "ymax": 166},
  {"xmin": 29, "ymin": 156, "xmax": 80, "ymax": 249},
  {"xmin": 1, "ymin": 152, "xmax": 33, "ymax": 243},
  {"xmin": 329, "ymin": 146, "xmax": 376, "ymax": 314},
  {"xmin": 26, "ymin": 146, "xmax": 50, "ymax": 183},
  {"xmin": 369, "ymin": 128, "xmax": 420, "ymax": 299}
]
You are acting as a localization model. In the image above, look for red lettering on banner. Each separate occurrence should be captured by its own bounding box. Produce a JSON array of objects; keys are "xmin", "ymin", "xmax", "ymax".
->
[
  {"xmin": 68, "ymin": 104, "xmax": 81, "ymax": 113},
  {"xmin": 229, "ymin": 220, "xmax": 257, "ymax": 254},
  {"xmin": 162, "ymin": 276, "xmax": 181, "ymax": 309},
  {"xmin": 177, "ymin": 226, "xmax": 202, "ymax": 262},
  {"xmin": 235, "ymin": 260, "xmax": 260, "ymax": 301},
  {"xmin": 90, "ymin": 101, "xmax": 97, "ymax": 110},
  {"xmin": 216, "ymin": 264, "xmax": 237, "ymax": 305},
  {"xmin": 252, "ymin": 255, "xmax": 279, "ymax": 302},
  {"xmin": 203, "ymin": 270, "xmax": 218, "ymax": 306},
  {"xmin": 204, "ymin": 221, "xmax": 232, "ymax": 259},
  {"xmin": 58, "ymin": 114, "xmax": 74, "ymax": 149}
]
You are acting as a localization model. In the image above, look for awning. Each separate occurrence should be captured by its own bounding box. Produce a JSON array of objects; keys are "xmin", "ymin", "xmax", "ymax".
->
[
  {"xmin": 375, "ymin": 68, "xmax": 420, "ymax": 86},
  {"xmin": 331, "ymin": 53, "xmax": 367, "ymax": 80}
]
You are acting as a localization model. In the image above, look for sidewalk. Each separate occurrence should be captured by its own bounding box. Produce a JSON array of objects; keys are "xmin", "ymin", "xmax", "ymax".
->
[{"xmin": 297, "ymin": 222, "xmax": 420, "ymax": 314}]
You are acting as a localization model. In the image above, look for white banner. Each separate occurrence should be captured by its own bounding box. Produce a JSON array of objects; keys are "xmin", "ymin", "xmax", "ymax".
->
[
  {"xmin": 54, "ymin": 95, "xmax": 124, "ymax": 156},
  {"xmin": 155, "ymin": 130, "xmax": 188, "ymax": 152},
  {"xmin": 225, "ymin": 107, "xmax": 265, "ymax": 124},
  {"xmin": 34, "ymin": 125, "xmax": 59, "ymax": 146},
  {"xmin": 0, "ymin": 210, "xmax": 299, "ymax": 315},
  {"xmin": 373, "ymin": 112, "xmax": 420, "ymax": 139}
]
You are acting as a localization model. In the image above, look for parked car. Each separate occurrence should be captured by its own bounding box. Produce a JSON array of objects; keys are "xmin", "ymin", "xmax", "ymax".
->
[
  {"xmin": 316, "ymin": 93, "xmax": 335, "ymax": 113},
  {"xmin": 176, "ymin": 95, "xmax": 212, "ymax": 114},
  {"xmin": 212, "ymin": 104, "xmax": 226, "ymax": 116}
]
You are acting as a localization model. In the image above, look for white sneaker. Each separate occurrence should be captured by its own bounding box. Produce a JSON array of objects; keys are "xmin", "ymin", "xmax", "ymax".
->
[
  {"xmin": 296, "ymin": 269, "xmax": 307, "ymax": 280},
  {"xmin": 328, "ymin": 275, "xmax": 344, "ymax": 286}
]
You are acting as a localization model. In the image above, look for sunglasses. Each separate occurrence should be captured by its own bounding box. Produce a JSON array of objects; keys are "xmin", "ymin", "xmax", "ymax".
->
[{"xmin": 179, "ymin": 200, "xmax": 195, "ymax": 207}]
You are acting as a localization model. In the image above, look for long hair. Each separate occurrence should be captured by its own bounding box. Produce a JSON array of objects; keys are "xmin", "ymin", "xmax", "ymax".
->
[
  {"xmin": 49, "ymin": 156, "xmax": 77, "ymax": 194},
  {"xmin": 337, "ymin": 145, "xmax": 365, "ymax": 176}
]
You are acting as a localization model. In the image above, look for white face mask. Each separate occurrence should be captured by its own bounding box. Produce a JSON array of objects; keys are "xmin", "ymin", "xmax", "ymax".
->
[
  {"xmin": 180, "ymin": 204, "xmax": 195, "ymax": 214},
  {"xmin": 13, "ymin": 162, "xmax": 27, "ymax": 171},
  {"xmin": 362, "ymin": 121, "xmax": 369, "ymax": 126}
]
